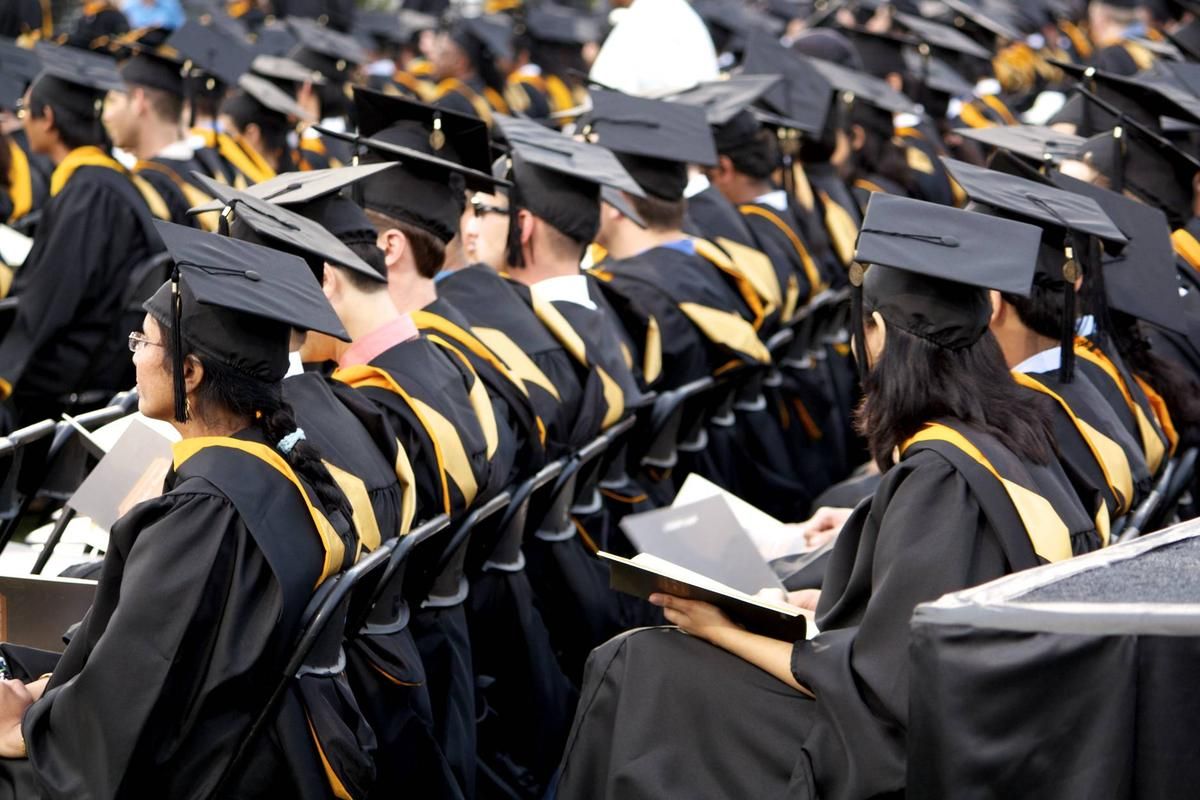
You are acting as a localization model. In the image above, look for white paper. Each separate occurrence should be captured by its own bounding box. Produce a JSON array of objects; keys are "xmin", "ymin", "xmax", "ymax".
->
[{"xmin": 673, "ymin": 474, "xmax": 811, "ymax": 561}]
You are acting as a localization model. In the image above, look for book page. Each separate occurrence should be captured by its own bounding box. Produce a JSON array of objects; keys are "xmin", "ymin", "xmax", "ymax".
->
[
  {"xmin": 628, "ymin": 553, "xmax": 802, "ymax": 616},
  {"xmin": 673, "ymin": 474, "xmax": 810, "ymax": 560}
]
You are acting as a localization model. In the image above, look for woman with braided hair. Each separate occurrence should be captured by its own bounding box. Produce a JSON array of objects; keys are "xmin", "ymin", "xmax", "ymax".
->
[{"xmin": 0, "ymin": 223, "xmax": 374, "ymax": 799}]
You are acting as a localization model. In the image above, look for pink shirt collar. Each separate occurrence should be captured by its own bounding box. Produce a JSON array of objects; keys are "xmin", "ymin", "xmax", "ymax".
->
[{"xmin": 338, "ymin": 314, "xmax": 420, "ymax": 368}]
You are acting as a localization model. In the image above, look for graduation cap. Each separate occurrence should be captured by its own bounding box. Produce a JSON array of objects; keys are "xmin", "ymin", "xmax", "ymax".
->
[
  {"xmin": 902, "ymin": 47, "xmax": 974, "ymax": 99},
  {"xmin": 232, "ymin": 73, "xmax": 315, "ymax": 124},
  {"xmin": 354, "ymin": 10, "xmax": 434, "ymax": 50},
  {"xmin": 287, "ymin": 17, "xmax": 369, "ymax": 82},
  {"xmin": 851, "ymin": 193, "xmax": 1041, "ymax": 374},
  {"xmin": 941, "ymin": 155, "xmax": 1128, "ymax": 380},
  {"xmin": 664, "ymin": 74, "xmax": 785, "ymax": 127},
  {"xmin": 144, "ymin": 220, "xmax": 350, "ymax": 422},
  {"xmin": 0, "ymin": 39, "xmax": 41, "ymax": 111},
  {"xmin": 31, "ymin": 43, "xmax": 123, "ymax": 120},
  {"xmin": 166, "ymin": 19, "xmax": 255, "ymax": 89},
  {"xmin": 953, "ymin": 125, "xmax": 1088, "ymax": 168},
  {"xmin": 190, "ymin": 172, "xmax": 382, "ymax": 283},
  {"xmin": 892, "ymin": 11, "xmax": 994, "ymax": 62},
  {"xmin": 446, "ymin": 14, "xmax": 514, "ymax": 69},
  {"xmin": 1164, "ymin": 17, "xmax": 1200, "ymax": 62},
  {"xmin": 740, "ymin": 32, "xmax": 833, "ymax": 135},
  {"xmin": 251, "ymin": 54, "xmax": 327, "ymax": 88},
  {"xmin": 116, "ymin": 42, "xmax": 187, "ymax": 97},
  {"xmin": 1073, "ymin": 123, "xmax": 1199, "ymax": 228},
  {"xmin": 1052, "ymin": 61, "xmax": 1200, "ymax": 131},
  {"xmin": 805, "ymin": 54, "xmax": 919, "ymax": 115},
  {"xmin": 351, "ymin": 86, "xmax": 492, "ymax": 175},
  {"xmin": 937, "ymin": 0, "xmax": 1026, "ymax": 44},
  {"xmin": 189, "ymin": 163, "xmax": 397, "ymax": 214},
  {"xmin": 494, "ymin": 113, "xmax": 643, "ymax": 263},
  {"xmin": 693, "ymin": 0, "xmax": 784, "ymax": 53},
  {"xmin": 1049, "ymin": 170, "xmax": 1188, "ymax": 336},
  {"xmin": 525, "ymin": 3, "xmax": 605, "ymax": 46},
  {"xmin": 577, "ymin": 88, "xmax": 717, "ymax": 200}
]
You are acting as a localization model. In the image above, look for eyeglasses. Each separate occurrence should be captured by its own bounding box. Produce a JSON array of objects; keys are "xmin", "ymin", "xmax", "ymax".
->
[
  {"xmin": 128, "ymin": 332, "xmax": 163, "ymax": 352},
  {"xmin": 471, "ymin": 200, "xmax": 508, "ymax": 218},
  {"xmin": 13, "ymin": 99, "xmax": 26, "ymax": 121}
]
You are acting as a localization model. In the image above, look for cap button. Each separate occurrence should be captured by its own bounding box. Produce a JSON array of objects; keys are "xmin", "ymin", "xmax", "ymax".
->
[{"xmin": 244, "ymin": 270, "xmax": 262, "ymax": 281}]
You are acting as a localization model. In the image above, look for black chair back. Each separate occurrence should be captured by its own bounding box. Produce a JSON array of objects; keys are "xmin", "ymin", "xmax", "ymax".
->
[
  {"xmin": 418, "ymin": 492, "xmax": 512, "ymax": 608},
  {"xmin": 363, "ymin": 515, "xmax": 450, "ymax": 631}
]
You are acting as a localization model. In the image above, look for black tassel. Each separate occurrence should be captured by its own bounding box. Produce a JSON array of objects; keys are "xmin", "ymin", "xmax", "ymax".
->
[
  {"xmin": 171, "ymin": 266, "xmax": 187, "ymax": 423},
  {"xmin": 505, "ymin": 178, "xmax": 524, "ymax": 269},
  {"xmin": 851, "ymin": 281, "xmax": 868, "ymax": 385}
]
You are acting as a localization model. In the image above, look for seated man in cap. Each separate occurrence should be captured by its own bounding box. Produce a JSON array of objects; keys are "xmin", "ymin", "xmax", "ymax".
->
[
  {"xmin": 0, "ymin": 46, "xmax": 165, "ymax": 428},
  {"xmin": 218, "ymin": 74, "xmax": 322, "ymax": 177},
  {"xmin": 104, "ymin": 34, "xmax": 219, "ymax": 228},
  {"xmin": 429, "ymin": 15, "xmax": 513, "ymax": 125}
]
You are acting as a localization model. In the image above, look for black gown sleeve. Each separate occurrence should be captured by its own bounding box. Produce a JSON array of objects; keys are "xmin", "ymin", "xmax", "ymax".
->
[
  {"xmin": 790, "ymin": 451, "xmax": 1011, "ymax": 800},
  {"xmin": 20, "ymin": 491, "xmax": 285, "ymax": 800}
]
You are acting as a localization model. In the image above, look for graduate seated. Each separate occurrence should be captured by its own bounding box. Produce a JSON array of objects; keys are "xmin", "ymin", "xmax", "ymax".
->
[
  {"xmin": 0, "ymin": 224, "xmax": 370, "ymax": 799},
  {"xmin": 556, "ymin": 195, "xmax": 1102, "ymax": 800}
]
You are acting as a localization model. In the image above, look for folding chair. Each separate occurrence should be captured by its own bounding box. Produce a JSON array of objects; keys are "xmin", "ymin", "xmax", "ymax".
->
[
  {"xmin": 1118, "ymin": 447, "xmax": 1200, "ymax": 541},
  {"xmin": 211, "ymin": 544, "xmax": 393, "ymax": 799},
  {"xmin": 636, "ymin": 376, "xmax": 716, "ymax": 483},
  {"xmin": 0, "ymin": 419, "xmax": 60, "ymax": 556}
]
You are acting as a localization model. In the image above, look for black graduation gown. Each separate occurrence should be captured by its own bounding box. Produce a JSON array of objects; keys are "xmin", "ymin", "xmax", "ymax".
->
[
  {"xmin": 437, "ymin": 265, "xmax": 589, "ymax": 458},
  {"xmin": 0, "ymin": 428, "xmax": 366, "ymax": 800},
  {"xmin": 685, "ymin": 184, "xmax": 756, "ymax": 248},
  {"xmin": 130, "ymin": 164, "xmax": 196, "ymax": 227},
  {"xmin": 0, "ymin": 158, "xmax": 159, "ymax": 427},
  {"xmin": 556, "ymin": 420, "xmax": 1099, "ymax": 800},
  {"xmin": 1022, "ymin": 366, "xmax": 1152, "ymax": 504},
  {"xmin": 738, "ymin": 198, "xmax": 826, "ymax": 316},
  {"xmin": 805, "ymin": 161, "xmax": 861, "ymax": 273}
]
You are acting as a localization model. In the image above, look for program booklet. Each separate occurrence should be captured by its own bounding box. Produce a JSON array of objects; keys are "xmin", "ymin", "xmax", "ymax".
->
[{"xmin": 600, "ymin": 552, "xmax": 808, "ymax": 640}]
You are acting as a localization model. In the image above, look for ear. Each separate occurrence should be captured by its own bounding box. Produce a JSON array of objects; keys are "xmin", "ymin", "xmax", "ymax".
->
[
  {"xmin": 717, "ymin": 154, "xmax": 736, "ymax": 180},
  {"xmin": 377, "ymin": 228, "xmax": 408, "ymax": 270},
  {"xmin": 850, "ymin": 124, "xmax": 867, "ymax": 151},
  {"xmin": 181, "ymin": 354, "xmax": 205, "ymax": 396},
  {"xmin": 40, "ymin": 103, "xmax": 56, "ymax": 134},
  {"xmin": 518, "ymin": 209, "xmax": 535, "ymax": 246},
  {"xmin": 988, "ymin": 289, "xmax": 1004, "ymax": 325},
  {"xmin": 320, "ymin": 262, "xmax": 339, "ymax": 299}
]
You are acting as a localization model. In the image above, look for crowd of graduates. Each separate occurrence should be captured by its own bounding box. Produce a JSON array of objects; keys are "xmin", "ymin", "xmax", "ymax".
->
[{"xmin": 0, "ymin": 0, "xmax": 1197, "ymax": 797}]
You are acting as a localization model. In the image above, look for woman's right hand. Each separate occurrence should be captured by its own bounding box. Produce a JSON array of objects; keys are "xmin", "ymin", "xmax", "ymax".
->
[{"xmin": 794, "ymin": 506, "xmax": 853, "ymax": 549}]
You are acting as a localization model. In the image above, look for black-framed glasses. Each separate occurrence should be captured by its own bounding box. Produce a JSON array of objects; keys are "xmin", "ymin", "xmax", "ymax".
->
[
  {"xmin": 471, "ymin": 200, "xmax": 508, "ymax": 218},
  {"xmin": 128, "ymin": 332, "xmax": 163, "ymax": 352},
  {"xmin": 12, "ymin": 99, "xmax": 26, "ymax": 121}
]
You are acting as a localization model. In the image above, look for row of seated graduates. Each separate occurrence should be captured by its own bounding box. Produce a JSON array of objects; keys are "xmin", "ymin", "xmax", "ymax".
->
[{"xmin": 0, "ymin": 76, "xmax": 870, "ymax": 800}]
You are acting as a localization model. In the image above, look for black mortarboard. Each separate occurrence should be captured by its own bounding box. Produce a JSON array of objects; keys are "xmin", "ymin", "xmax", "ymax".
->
[
  {"xmin": 526, "ymin": 3, "xmax": 604, "ymax": 46},
  {"xmin": 0, "ymin": 39, "xmax": 40, "ymax": 110},
  {"xmin": 494, "ymin": 113, "xmax": 642, "ymax": 261},
  {"xmin": 166, "ymin": 19, "xmax": 254, "ymax": 88},
  {"xmin": 694, "ymin": 0, "xmax": 784, "ymax": 53},
  {"xmin": 941, "ymin": 156, "xmax": 1127, "ymax": 250},
  {"xmin": 317, "ymin": 89, "xmax": 504, "ymax": 242},
  {"xmin": 792, "ymin": 28, "xmax": 867, "ymax": 69},
  {"xmin": 1074, "ymin": 116, "xmax": 1200, "ymax": 229},
  {"xmin": 903, "ymin": 47, "xmax": 975, "ymax": 98},
  {"xmin": 233, "ymin": 73, "xmax": 315, "ymax": 124},
  {"xmin": 354, "ymin": 10, "xmax": 430, "ymax": 49},
  {"xmin": 852, "ymin": 194, "xmax": 1040, "ymax": 370},
  {"xmin": 252, "ymin": 54, "xmax": 327, "ymax": 88},
  {"xmin": 741, "ymin": 32, "xmax": 833, "ymax": 134},
  {"xmin": 117, "ymin": 44, "xmax": 185, "ymax": 97},
  {"xmin": 248, "ymin": 20, "xmax": 300, "ymax": 58},
  {"xmin": 190, "ymin": 163, "xmax": 396, "ymax": 212},
  {"xmin": 1165, "ymin": 18, "xmax": 1200, "ymax": 62},
  {"xmin": 665, "ymin": 74, "xmax": 785, "ymax": 126},
  {"xmin": 892, "ymin": 11, "xmax": 993, "ymax": 62},
  {"xmin": 447, "ymin": 15, "xmax": 514, "ymax": 69},
  {"xmin": 1053, "ymin": 61, "xmax": 1200, "ymax": 130},
  {"xmin": 942, "ymin": 156, "xmax": 1127, "ymax": 380},
  {"xmin": 190, "ymin": 172, "xmax": 380, "ymax": 282},
  {"xmin": 144, "ymin": 220, "xmax": 349, "ymax": 421},
  {"xmin": 578, "ymin": 88, "xmax": 717, "ymax": 201},
  {"xmin": 287, "ymin": 17, "xmax": 369, "ymax": 82},
  {"xmin": 937, "ymin": 0, "xmax": 1026, "ymax": 43},
  {"xmin": 839, "ymin": 26, "xmax": 911, "ymax": 78},
  {"xmin": 954, "ymin": 124, "xmax": 1087, "ymax": 167},
  {"xmin": 1049, "ymin": 170, "xmax": 1188, "ymax": 336},
  {"xmin": 30, "ymin": 43, "xmax": 123, "ymax": 120},
  {"xmin": 805, "ymin": 54, "xmax": 919, "ymax": 115}
]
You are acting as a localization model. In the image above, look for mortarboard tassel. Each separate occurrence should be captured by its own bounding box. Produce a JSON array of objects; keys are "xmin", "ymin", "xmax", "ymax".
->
[
  {"xmin": 849, "ymin": 261, "xmax": 868, "ymax": 384},
  {"xmin": 1060, "ymin": 236, "xmax": 1078, "ymax": 384},
  {"xmin": 171, "ymin": 264, "xmax": 188, "ymax": 423},
  {"xmin": 505, "ymin": 161, "xmax": 525, "ymax": 269}
]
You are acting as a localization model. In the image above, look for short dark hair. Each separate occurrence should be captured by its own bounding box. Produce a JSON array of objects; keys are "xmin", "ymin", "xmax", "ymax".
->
[
  {"xmin": 722, "ymin": 129, "xmax": 780, "ymax": 181},
  {"xmin": 138, "ymin": 85, "xmax": 183, "ymax": 126},
  {"xmin": 1001, "ymin": 278, "xmax": 1069, "ymax": 342},
  {"xmin": 856, "ymin": 321, "xmax": 1058, "ymax": 469},
  {"xmin": 629, "ymin": 193, "xmax": 686, "ymax": 231},
  {"xmin": 28, "ymin": 83, "xmax": 108, "ymax": 151},
  {"xmin": 364, "ymin": 208, "xmax": 446, "ymax": 279},
  {"xmin": 334, "ymin": 241, "xmax": 389, "ymax": 293}
]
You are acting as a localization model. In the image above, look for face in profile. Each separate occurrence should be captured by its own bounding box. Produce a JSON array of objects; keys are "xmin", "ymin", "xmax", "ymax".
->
[{"xmin": 464, "ymin": 191, "xmax": 510, "ymax": 271}]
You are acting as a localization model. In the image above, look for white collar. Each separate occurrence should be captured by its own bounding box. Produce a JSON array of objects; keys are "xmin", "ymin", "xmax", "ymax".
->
[
  {"xmin": 754, "ymin": 189, "xmax": 789, "ymax": 212},
  {"xmin": 1015, "ymin": 345, "xmax": 1061, "ymax": 375},
  {"xmin": 684, "ymin": 172, "xmax": 710, "ymax": 199},
  {"xmin": 530, "ymin": 273, "xmax": 597, "ymax": 310},
  {"xmin": 155, "ymin": 139, "xmax": 197, "ymax": 160}
]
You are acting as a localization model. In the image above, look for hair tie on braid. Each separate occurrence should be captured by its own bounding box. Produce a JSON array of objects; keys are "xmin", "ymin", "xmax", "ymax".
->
[{"xmin": 277, "ymin": 428, "xmax": 306, "ymax": 455}]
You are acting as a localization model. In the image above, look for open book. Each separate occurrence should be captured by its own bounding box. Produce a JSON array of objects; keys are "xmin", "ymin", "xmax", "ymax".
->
[{"xmin": 600, "ymin": 551, "xmax": 809, "ymax": 641}]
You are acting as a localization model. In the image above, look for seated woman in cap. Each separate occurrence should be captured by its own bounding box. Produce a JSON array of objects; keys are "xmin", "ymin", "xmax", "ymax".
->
[
  {"xmin": 555, "ymin": 197, "xmax": 1102, "ymax": 800},
  {"xmin": 0, "ymin": 224, "xmax": 371, "ymax": 799}
]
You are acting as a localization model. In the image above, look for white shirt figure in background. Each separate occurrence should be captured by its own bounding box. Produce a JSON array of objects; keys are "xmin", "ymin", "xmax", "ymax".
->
[{"xmin": 589, "ymin": 0, "xmax": 720, "ymax": 98}]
